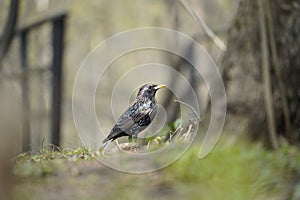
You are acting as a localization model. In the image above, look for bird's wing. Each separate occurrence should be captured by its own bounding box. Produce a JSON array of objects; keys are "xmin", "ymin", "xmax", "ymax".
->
[{"xmin": 116, "ymin": 101, "xmax": 152, "ymax": 132}]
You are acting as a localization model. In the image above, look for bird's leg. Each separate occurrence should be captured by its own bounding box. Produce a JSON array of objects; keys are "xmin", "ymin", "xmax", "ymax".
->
[
  {"xmin": 101, "ymin": 141, "xmax": 109, "ymax": 155},
  {"xmin": 128, "ymin": 135, "xmax": 137, "ymax": 143},
  {"xmin": 128, "ymin": 135, "xmax": 133, "ymax": 143},
  {"xmin": 133, "ymin": 135, "xmax": 138, "ymax": 143},
  {"xmin": 128, "ymin": 135, "xmax": 138, "ymax": 143},
  {"xmin": 115, "ymin": 140, "xmax": 124, "ymax": 152}
]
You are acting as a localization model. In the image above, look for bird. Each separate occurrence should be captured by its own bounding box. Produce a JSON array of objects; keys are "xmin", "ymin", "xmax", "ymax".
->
[{"xmin": 102, "ymin": 84, "xmax": 166, "ymax": 150}]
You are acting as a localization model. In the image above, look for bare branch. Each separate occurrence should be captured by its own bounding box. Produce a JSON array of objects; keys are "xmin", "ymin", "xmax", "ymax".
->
[
  {"xmin": 174, "ymin": 99, "xmax": 200, "ymax": 120},
  {"xmin": 264, "ymin": 0, "xmax": 292, "ymax": 138},
  {"xmin": 258, "ymin": 0, "xmax": 279, "ymax": 149},
  {"xmin": 0, "ymin": 0, "xmax": 19, "ymax": 64},
  {"xmin": 180, "ymin": 0, "xmax": 227, "ymax": 51}
]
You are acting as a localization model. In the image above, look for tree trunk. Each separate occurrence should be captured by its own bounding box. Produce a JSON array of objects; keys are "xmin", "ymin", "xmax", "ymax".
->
[{"xmin": 222, "ymin": 0, "xmax": 300, "ymax": 145}]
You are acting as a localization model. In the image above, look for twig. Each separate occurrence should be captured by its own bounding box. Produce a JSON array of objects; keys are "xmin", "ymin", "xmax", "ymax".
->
[
  {"xmin": 174, "ymin": 99, "xmax": 200, "ymax": 120},
  {"xmin": 180, "ymin": 0, "xmax": 227, "ymax": 51},
  {"xmin": 264, "ymin": 0, "xmax": 292, "ymax": 138},
  {"xmin": 174, "ymin": 125, "xmax": 184, "ymax": 142},
  {"xmin": 115, "ymin": 140, "xmax": 124, "ymax": 152},
  {"xmin": 183, "ymin": 124, "xmax": 193, "ymax": 141},
  {"xmin": 146, "ymin": 140, "xmax": 151, "ymax": 149},
  {"xmin": 258, "ymin": 0, "xmax": 279, "ymax": 149},
  {"xmin": 49, "ymin": 144, "xmax": 62, "ymax": 152}
]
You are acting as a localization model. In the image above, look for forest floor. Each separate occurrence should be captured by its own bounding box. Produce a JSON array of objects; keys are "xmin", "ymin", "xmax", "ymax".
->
[{"xmin": 12, "ymin": 135, "xmax": 300, "ymax": 200}]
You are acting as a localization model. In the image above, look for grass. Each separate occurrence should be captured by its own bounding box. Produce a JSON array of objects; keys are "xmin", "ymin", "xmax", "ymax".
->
[
  {"xmin": 164, "ymin": 141, "xmax": 299, "ymax": 200},
  {"xmin": 12, "ymin": 135, "xmax": 300, "ymax": 200},
  {"xmin": 13, "ymin": 147, "xmax": 96, "ymax": 178}
]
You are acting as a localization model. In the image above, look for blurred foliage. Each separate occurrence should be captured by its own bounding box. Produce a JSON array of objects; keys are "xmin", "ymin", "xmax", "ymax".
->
[{"xmin": 164, "ymin": 141, "xmax": 300, "ymax": 199}]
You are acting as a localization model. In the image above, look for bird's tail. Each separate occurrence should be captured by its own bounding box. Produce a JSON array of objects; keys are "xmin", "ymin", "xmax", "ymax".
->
[{"xmin": 102, "ymin": 137, "xmax": 110, "ymax": 144}]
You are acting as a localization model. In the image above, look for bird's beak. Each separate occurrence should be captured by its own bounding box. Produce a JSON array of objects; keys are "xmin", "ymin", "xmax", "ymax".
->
[{"xmin": 154, "ymin": 84, "xmax": 166, "ymax": 90}]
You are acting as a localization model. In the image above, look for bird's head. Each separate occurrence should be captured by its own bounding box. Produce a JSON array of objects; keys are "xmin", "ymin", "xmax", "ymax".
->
[{"xmin": 137, "ymin": 84, "xmax": 166, "ymax": 99}]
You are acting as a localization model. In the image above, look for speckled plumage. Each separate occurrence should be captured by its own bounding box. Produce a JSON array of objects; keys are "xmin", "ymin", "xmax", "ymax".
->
[{"xmin": 102, "ymin": 84, "xmax": 165, "ymax": 144}]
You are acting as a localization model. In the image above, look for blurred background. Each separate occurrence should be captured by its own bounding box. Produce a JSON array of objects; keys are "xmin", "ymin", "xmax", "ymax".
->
[
  {"xmin": 0, "ymin": 0, "xmax": 237, "ymax": 150},
  {"xmin": 1, "ymin": 0, "xmax": 300, "ymax": 199}
]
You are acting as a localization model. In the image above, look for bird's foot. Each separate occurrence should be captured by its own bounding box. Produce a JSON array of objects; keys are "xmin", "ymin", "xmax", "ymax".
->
[{"xmin": 115, "ymin": 140, "xmax": 125, "ymax": 152}]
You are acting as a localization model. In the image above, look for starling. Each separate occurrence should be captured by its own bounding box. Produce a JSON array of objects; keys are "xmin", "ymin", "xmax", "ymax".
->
[{"xmin": 102, "ymin": 84, "xmax": 166, "ymax": 148}]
